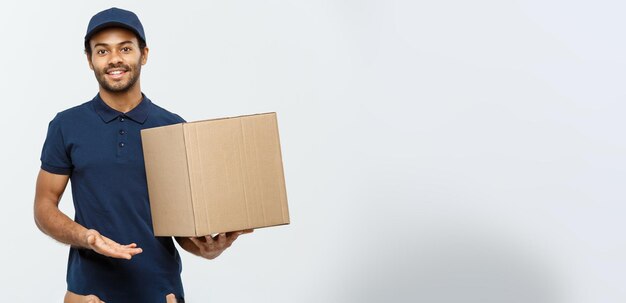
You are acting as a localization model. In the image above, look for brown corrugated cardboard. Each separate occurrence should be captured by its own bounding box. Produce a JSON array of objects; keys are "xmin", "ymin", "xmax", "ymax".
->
[{"xmin": 141, "ymin": 112, "xmax": 290, "ymax": 237}]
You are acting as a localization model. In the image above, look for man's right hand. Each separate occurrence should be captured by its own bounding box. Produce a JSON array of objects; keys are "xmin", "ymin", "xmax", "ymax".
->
[{"xmin": 83, "ymin": 229, "xmax": 143, "ymax": 259}]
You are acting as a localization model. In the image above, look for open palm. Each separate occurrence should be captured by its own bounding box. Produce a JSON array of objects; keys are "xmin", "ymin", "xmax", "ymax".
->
[{"xmin": 85, "ymin": 229, "xmax": 143, "ymax": 259}]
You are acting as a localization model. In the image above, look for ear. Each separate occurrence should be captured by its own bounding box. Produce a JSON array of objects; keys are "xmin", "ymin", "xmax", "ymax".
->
[{"xmin": 141, "ymin": 47, "xmax": 149, "ymax": 65}]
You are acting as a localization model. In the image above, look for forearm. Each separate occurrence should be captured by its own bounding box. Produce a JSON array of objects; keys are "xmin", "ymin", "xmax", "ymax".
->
[{"xmin": 34, "ymin": 200, "xmax": 88, "ymax": 248}]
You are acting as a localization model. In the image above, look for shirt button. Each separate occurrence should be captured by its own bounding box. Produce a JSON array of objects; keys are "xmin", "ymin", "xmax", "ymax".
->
[
  {"xmin": 120, "ymin": 116, "xmax": 125, "ymax": 122},
  {"xmin": 119, "ymin": 130, "xmax": 126, "ymax": 135},
  {"xmin": 119, "ymin": 142, "xmax": 126, "ymax": 148}
]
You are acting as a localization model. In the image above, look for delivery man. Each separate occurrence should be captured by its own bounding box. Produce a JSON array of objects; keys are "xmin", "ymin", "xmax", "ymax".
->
[{"xmin": 33, "ymin": 7, "xmax": 252, "ymax": 303}]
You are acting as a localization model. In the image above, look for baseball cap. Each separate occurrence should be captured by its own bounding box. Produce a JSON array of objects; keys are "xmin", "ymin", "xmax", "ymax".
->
[{"xmin": 84, "ymin": 7, "xmax": 146, "ymax": 50}]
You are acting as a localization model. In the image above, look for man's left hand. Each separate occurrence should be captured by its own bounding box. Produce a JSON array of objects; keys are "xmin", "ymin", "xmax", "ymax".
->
[{"xmin": 187, "ymin": 229, "xmax": 253, "ymax": 260}]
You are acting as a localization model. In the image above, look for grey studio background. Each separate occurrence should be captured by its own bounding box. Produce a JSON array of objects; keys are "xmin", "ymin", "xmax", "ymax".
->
[{"xmin": 1, "ymin": 0, "xmax": 624, "ymax": 302}]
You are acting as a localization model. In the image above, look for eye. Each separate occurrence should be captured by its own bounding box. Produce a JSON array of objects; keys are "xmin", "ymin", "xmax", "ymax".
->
[
  {"xmin": 96, "ymin": 49, "xmax": 108, "ymax": 55},
  {"xmin": 121, "ymin": 47, "xmax": 132, "ymax": 53}
]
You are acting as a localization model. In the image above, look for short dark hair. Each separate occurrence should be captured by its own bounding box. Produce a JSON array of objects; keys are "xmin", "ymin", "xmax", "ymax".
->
[{"xmin": 84, "ymin": 31, "xmax": 147, "ymax": 55}]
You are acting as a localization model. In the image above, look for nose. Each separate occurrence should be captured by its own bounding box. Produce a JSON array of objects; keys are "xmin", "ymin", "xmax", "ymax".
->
[{"xmin": 108, "ymin": 50, "xmax": 124, "ymax": 66}]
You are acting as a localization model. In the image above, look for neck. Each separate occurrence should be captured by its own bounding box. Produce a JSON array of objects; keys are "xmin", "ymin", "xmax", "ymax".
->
[{"xmin": 98, "ymin": 82, "xmax": 143, "ymax": 113}]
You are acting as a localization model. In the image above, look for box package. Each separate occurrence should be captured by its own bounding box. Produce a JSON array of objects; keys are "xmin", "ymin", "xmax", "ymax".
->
[{"xmin": 141, "ymin": 112, "xmax": 290, "ymax": 237}]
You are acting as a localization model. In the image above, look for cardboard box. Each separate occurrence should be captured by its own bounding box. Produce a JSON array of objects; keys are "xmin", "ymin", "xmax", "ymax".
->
[{"xmin": 141, "ymin": 112, "xmax": 290, "ymax": 236}]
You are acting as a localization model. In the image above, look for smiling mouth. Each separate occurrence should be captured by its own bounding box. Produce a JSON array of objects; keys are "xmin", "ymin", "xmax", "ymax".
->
[{"xmin": 106, "ymin": 69, "xmax": 128, "ymax": 80}]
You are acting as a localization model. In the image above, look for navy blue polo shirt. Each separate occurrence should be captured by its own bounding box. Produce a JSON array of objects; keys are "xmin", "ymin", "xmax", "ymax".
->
[{"xmin": 40, "ymin": 93, "xmax": 186, "ymax": 302}]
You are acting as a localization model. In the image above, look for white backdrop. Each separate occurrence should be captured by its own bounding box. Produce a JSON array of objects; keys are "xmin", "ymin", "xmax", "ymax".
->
[{"xmin": 1, "ymin": 0, "xmax": 625, "ymax": 302}]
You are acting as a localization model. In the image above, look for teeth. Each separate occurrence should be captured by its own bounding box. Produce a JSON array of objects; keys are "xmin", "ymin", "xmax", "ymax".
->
[{"xmin": 109, "ymin": 70, "xmax": 124, "ymax": 75}]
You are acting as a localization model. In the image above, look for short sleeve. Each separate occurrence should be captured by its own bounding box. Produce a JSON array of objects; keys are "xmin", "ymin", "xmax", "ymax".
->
[
  {"xmin": 174, "ymin": 114, "xmax": 186, "ymax": 123},
  {"xmin": 40, "ymin": 114, "xmax": 73, "ymax": 175}
]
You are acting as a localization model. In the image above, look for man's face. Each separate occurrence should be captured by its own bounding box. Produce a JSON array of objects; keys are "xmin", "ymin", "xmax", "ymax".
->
[{"xmin": 87, "ymin": 27, "xmax": 148, "ymax": 93}]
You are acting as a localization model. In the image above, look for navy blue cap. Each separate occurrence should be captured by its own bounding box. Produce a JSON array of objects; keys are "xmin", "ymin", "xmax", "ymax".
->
[{"xmin": 85, "ymin": 7, "xmax": 146, "ymax": 49}]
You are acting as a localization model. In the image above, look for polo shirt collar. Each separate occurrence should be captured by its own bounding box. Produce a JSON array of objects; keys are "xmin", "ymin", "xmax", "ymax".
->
[{"xmin": 93, "ymin": 93, "xmax": 151, "ymax": 124}]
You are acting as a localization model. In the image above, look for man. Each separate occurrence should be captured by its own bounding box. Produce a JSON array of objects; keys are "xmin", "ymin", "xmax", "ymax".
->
[{"xmin": 34, "ymin": 7, "xmax": 252, "ymax": 303}]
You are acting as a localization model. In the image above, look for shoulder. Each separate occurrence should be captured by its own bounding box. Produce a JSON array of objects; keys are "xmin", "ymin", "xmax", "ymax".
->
[
  {"xmin": 48, "ymin": 100, "xmax": 92, "ymax": 125},
  {"xmin": 149, "ymin": 101, "xmax": 186, "ymax": 124}
]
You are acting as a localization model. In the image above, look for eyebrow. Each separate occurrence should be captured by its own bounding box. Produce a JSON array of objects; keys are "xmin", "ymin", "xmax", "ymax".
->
[{"xmin": 93, "ymin": 40, "xmax": 135, "ymax": 48}]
